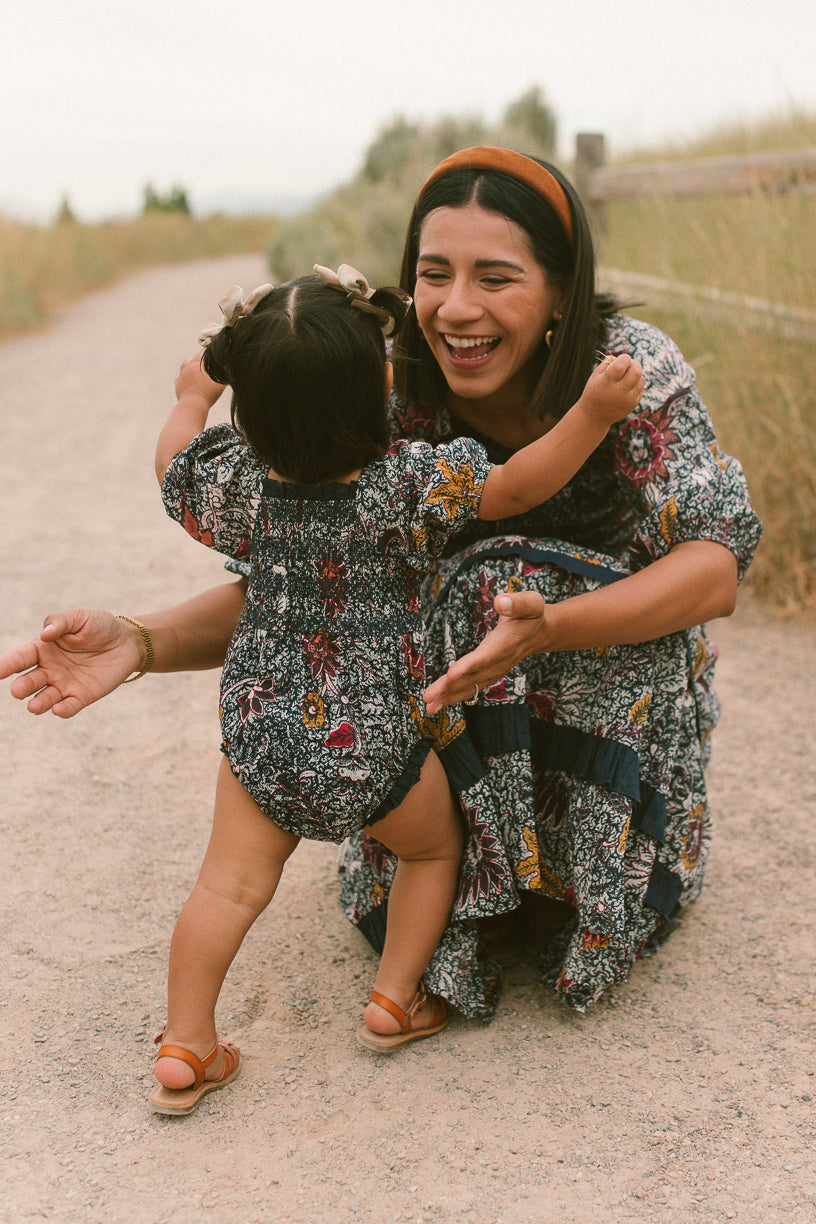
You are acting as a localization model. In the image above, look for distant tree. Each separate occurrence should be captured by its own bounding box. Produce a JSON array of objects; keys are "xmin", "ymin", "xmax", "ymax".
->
[
  {"xmin": 54, "ymin": 194, "xmax": 77, "ymax": 225},
  {"xmin": 364, "ymin": 117, "xmax": 421, "ymax": 183},
  {"xmin": 143, "ymin": 182, "xmax": 161, "ymax": 212},
  {"xmin": 502, "ymin": 87, "xmax": 557, "ymax": 157},
  {"xmin": 431, "ymin": 116, "xmax": 489, "ymax": 163},
  {"xmin": 142, "ymin": 182, "xmax": 192, "ymax": 215}
]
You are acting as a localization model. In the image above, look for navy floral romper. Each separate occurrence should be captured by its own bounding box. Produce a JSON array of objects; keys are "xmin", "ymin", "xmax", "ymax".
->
[{"xmin": 162, "ymin": 428, "xmax": 491, "ymax": 842}]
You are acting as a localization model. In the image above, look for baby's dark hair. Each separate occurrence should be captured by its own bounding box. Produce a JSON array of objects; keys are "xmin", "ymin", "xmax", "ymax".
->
[{"xmin": 201, "ymin": 276, "xmax": 410, "ymax": 482}]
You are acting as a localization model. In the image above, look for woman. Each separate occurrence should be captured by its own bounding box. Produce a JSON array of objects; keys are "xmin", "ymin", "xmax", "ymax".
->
[{"xmin": 1, "ymin": 147, "xmax": 761, "ymax": 1019}]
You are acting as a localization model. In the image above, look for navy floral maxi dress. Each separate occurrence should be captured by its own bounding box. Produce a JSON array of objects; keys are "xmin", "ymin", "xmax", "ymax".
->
[
  {"xmin": 161, "ymin": 432, "xmax": 492, "ymax": 840},
  {"xmin": 337, "ymin": 314, "xmax": 763, "ymax": 1016}
]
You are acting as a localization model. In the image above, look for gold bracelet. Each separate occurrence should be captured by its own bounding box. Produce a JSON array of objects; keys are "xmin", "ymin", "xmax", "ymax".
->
[{"xmin": 117, "ymin": 616, "xmax": 155, "ymax": 682}]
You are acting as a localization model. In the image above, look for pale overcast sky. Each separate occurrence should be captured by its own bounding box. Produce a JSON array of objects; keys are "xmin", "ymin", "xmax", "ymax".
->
[{"xmin": 2, "ymin": 0, "xmax": 814, "ymax": 221}]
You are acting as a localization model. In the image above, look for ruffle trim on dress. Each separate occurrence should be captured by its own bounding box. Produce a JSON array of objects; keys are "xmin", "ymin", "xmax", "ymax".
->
[
  {"xmin": 438, "ymin": 706, "xmax": 667, "ymax": 844},
  {"xmin": 356, "ymin": 896, "xmax": 388, "ymax": 953},
  {"xmin": 365, "ymin": 736, "xmax": 434, "ymax": 827},
  {"xmin": 530, "ymin": 719, "xmax": 639, "ymax": 797},
  {"xmin": 643, "ymin": 860, "xmax": 683, "ymax": 918}
]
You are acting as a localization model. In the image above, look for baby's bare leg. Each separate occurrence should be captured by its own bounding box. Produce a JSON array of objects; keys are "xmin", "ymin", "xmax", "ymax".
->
[
  {"xmin": 155, "ymin": 757, "xmax": 299, "ymax": 1089},
  {"xmin": 362, "ymin": 751, "xmax": 463, "ymax": 1035}
]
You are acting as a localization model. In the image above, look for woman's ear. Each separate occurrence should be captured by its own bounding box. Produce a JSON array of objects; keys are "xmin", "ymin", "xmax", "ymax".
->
[{"xmin": 384, "ymin": 360, "xmax": 394, "ymax": 403}]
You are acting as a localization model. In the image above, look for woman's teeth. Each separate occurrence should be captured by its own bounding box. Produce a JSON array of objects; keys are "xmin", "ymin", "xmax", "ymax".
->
[
  {"xmin": 443, "ymin": 335, "xmax": 500, "ymax": 360},
  {"xmin": 444, "ymin": 335, "xmax": 498, "ymax": 349}
]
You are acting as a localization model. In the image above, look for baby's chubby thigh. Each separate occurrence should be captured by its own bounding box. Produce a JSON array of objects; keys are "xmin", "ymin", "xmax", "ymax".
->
[{"xmin": 197, "ymin": 757, "xmax": 301, "ymax": 914}]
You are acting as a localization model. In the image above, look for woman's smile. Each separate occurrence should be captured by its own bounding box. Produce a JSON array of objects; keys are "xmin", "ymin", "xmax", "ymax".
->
[{"xmin": 443, "ymin": 333, "xmax": 501, "ymax": 362}]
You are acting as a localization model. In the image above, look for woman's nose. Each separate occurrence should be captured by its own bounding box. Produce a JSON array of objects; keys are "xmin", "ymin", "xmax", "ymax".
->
[{"xmin": 436, "ymin": 277, "xmax": 483, "ymax": 324}]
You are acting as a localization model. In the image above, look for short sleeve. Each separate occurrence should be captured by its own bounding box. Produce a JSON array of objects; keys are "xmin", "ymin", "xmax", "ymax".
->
[
  {"xmin": 357, "ymin": 437, "xmax": 492, "ymax": 571},
  {"xmin": 611, "ymin": 322, "xmax": 762, "ymax": 581},
  {"xmin": 161, "ymin": 424, "xmax": 266, "ymax": 562}
]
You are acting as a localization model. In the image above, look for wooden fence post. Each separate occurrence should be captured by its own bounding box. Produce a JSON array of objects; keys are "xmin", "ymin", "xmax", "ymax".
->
[{"xmin": 574, "ymin": 132, "xmax": 607, "ymax": 237}]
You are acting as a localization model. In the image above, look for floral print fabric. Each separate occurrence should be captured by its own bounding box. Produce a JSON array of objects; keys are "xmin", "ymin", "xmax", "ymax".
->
[
  {"xmin": 337, "ymin": 314, "xmax": 762, "ymax": 1016},
  {"xmin": 162, "ymin": 430, "xmax": 491, "ymax": 841}
]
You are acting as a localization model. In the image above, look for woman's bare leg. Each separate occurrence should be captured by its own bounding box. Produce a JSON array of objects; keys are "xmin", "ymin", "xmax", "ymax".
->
[
  {"xmin": 361, "ymin": 751, "xmax": 463, "ymax": 1035},
  {"xmin": 155, "ymin": 756, "xmax": 299, "ymax": 1089}
]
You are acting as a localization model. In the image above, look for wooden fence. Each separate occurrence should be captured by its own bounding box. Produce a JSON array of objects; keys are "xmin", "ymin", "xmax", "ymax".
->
[{"xmin": 574, "ymin": 133, "xmax": 816, "ymax": 340}]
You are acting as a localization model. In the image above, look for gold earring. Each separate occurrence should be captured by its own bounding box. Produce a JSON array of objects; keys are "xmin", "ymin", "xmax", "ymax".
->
[{"xmin": 545, "ymin": 310, "xmax": 562, "ymax": 349}]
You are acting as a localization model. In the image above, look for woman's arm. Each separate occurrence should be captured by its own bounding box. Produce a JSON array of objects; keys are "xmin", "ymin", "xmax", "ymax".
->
[
  {"xmin": 423, "ymin": 540, "xmax": 737, "ymax": 712},
  {"xmin": 137, "ymin": 578, "xmax": 247, "ymax": 671},
  {"xmin": 0, "ymin": 579, "xmax": 246, "ymax": 718}
]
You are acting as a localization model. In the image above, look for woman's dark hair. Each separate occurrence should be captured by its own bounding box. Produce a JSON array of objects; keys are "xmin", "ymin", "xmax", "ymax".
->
[
  {"xmin": 201, "ymin": 277, "xmax": 410, "ymax": 482},
  {"xmin": 392, "ymin": 155, "xmax": 619, "ymax": 422}
]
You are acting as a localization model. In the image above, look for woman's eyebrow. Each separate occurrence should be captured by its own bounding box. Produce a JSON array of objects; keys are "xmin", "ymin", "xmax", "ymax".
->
[
  {"xmin": 475, "ymin": 259, "xmax": 525, "ymax": 272},
  {"xmin": 417, "ymin": 254, "xmax": 526, "ymax": 273}
]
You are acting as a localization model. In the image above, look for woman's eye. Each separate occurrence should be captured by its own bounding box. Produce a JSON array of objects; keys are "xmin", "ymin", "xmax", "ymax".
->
[{"xmin": 416, "ymin": 269, "xmax": 448, "ymax": 283}]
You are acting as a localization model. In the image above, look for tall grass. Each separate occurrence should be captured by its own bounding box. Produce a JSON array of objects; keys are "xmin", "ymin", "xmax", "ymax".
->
[
  {"xmin": 597, "ymin": 115, "xmax": 816, "ymax": 611},
  {"xmin": 616, "ymin": 109, "xmax": 816, "ymax": 161},
  {"xmin": 0, "ymin": 212, "xmax": 278, "ymax": 339},
  {"xmin": 615, "ymin": 303, "xmax": 815, "ymax": 611},
  {"xmin": 600, "ymin": 191, "xmax": 815, "ymax": 310}
]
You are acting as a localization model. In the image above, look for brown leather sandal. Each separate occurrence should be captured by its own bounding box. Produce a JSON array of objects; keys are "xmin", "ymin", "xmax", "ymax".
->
[
  {"xmin": 148, "ymin": 1033, "xmax": 241, "ymax": 1116},
  {"xmin": 356, "ymin": 982, "xmax": 449, "ymax": 1053}
]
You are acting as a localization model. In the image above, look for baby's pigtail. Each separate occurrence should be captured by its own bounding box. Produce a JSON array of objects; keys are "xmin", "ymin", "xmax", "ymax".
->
[
  {"xmin": 313, "ymin": 264, "xmax": 411, "ymax": 338},
  {"xmin": 367, "ymin": 286, "xmax": 412, "ymax": 338}
]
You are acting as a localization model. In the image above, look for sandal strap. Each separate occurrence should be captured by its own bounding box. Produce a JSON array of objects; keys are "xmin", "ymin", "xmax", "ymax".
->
[
  {"xmin": 369, "ymin": 983, "xmax": 427, "ymax": 1034},
  {"xmin": 217, "ymin": 1043, "xmax": 239, "ymax": 1081},
  {"xmin": 153, "ymin": 1042, "xmax": 220, "ymax": 1091}
]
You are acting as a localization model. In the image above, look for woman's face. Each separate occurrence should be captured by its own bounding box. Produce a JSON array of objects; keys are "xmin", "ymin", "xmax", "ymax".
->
[{"xmin": 413, "ymin": 202, "xmax": 563, "ymax": 411}]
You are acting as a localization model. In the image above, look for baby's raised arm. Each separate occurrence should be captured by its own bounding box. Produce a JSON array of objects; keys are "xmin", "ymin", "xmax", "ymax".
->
[
  {"xmin": 154, "ymin": 355, "xmax": 226, "ymax": 483},
  {"xmin": 478, "ymin": 353, "xmax": 643, "ymax": 521}
]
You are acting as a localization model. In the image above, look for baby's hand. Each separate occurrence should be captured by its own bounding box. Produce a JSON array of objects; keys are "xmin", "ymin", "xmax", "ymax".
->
[
  {"xmin": 581, "ymin": 353, "xmax": 644, "ymax": 424},
  {"xmin": 174, "ymin": 355, "xmax": 226, "ymax": 408}
]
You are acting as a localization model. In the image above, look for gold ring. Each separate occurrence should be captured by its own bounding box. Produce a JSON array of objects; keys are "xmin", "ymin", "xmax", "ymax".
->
[{"xmin": 464, "ymin": 682, "xmax": 480, "ymax": 706}]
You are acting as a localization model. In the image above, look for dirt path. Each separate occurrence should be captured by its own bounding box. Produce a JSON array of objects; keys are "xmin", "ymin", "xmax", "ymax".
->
[{"xmin": 1, "ymin": 257, "xmax": 814, "ymax": 1224}]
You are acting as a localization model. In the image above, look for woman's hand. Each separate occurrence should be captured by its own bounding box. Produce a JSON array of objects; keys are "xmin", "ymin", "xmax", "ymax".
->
[
  {"xmin": 2, "ymin": 581, "xmax": 246, "ymax": 718},
  {"xmin": 423, "ymin": 591, "xmax": 548, "ymax": 714},
  {"xmin": 422, "ymin": 543, "xmax": 739, "ymax": 713},
  {"xmin": 0, "ymin": 610, "xmax": 143, "ymax": 718}
]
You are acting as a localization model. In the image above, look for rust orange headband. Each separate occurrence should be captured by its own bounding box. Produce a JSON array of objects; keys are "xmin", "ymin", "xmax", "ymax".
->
[{"xmin": 417, "ymin": 146, "xmax": 574, "ymax": 246}]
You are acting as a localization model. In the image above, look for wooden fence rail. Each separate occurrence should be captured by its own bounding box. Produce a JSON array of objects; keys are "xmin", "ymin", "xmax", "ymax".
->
[
  {"xmin": 598, "ymin": 268, "xmax": 816, "ymax": 342},
  {"xmin": 575, "ymin": 133, "xmax": 816, "ymax": 341},
  {"xmin": 576, "ymin": 134, "xmax": 816, "ymax": 206}
]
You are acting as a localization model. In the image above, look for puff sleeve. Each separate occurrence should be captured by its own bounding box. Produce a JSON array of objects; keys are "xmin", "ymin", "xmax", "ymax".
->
[
  {"xmin": 356, "ymin": 437, "xmax": 493, "ymax": 571},
  {"xmin": 611, "ymin": 320, "xmax": 762, "ymax": 580},
  {"xmin": 160, "ymin": 424, "xmax": 267, "ymax": 562}
]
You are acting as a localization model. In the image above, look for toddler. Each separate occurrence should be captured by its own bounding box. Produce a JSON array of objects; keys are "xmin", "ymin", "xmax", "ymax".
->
[{"xmin": 150, "ymin": 263, "xmax": 643, "ymax": 1115}]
